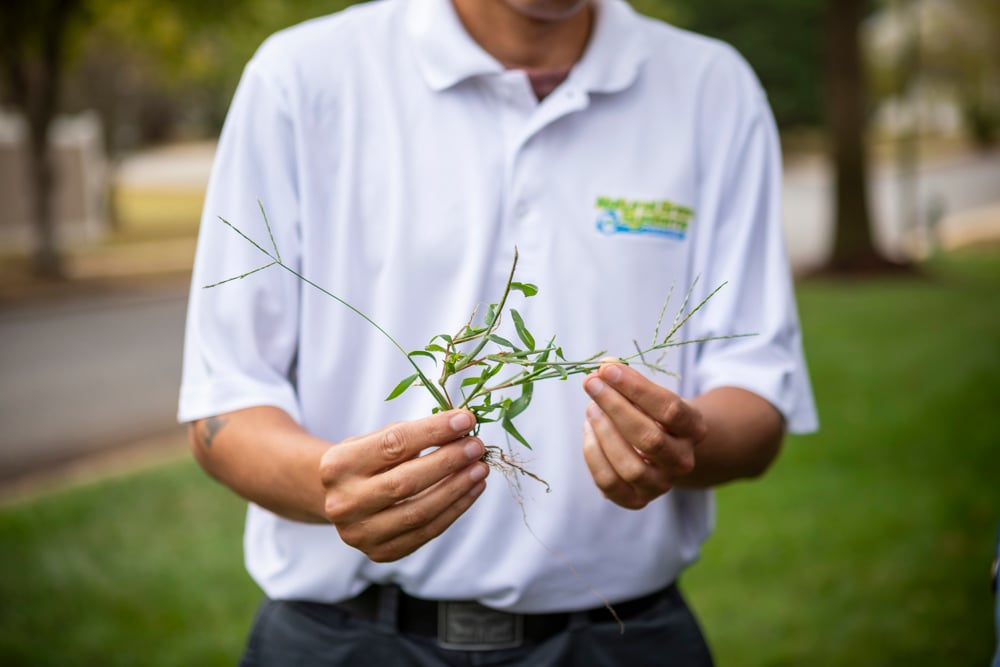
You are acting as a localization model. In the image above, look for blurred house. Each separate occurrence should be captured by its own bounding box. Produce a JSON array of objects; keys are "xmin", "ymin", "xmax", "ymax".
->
[{"xmin": 0, "ymin": 110, "xmax": 109, "ymax": 252}]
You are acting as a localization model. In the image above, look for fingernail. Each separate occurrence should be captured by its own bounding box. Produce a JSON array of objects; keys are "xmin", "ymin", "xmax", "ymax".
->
[
  {"xmin": 603, "ymin": 365, "xmax": 622, "ymax": 383},
  {"xmin": 469, "ymin": 462, "xmax": 488, "ymax": 482},
  {"xmin": 468, "ymin": 480, "xmax": 487, "ymax": 497},
  {"xmin": 582, "ymin": 420, "xmax": 594, "ymax": 437},
  {"xmin": 451, "ymin": 412, "xmax": 473, "ymax": 433},
  {"xmin": 585, "ymin": 377, "xmax": 605, "ymax": 397},
  {"xmin": 464, "ymin": 440, "xmax": 484, "ymax": 460},
  {"xmin": 586, "ymin": 402, "xmax": 602, "ymax": 420}
]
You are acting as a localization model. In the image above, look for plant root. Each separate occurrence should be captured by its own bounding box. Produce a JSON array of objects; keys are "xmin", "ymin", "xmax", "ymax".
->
[
  {"xmin": 480, "ymin": 444, "xmax": 624, "ymax": 633},
  {"xmin": 481, "ymin": 445, "xmax": 551, "ymax": 493}
]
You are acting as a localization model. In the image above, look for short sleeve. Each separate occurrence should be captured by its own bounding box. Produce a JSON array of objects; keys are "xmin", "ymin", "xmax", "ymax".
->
[
  {"xmin": 687, "ymin": 48, "xmax": 818, "ymax": 434},
  {"xmin": 178, "ymin": 44, "xmax": 304, "ymax": 424}
]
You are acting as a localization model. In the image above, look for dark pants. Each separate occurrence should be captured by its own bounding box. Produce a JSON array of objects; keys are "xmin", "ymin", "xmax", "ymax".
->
[{"xmin": 238, "ymin": 584, "xmax": 714, "ymax": 667}]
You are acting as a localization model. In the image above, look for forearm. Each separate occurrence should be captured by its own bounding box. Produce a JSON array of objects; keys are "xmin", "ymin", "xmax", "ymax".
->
[
  {"xmin": 677, "ymin": 386, "xmax": 785, "ymax": 488},
  {"xmin": 188, "ymin": 406, "xmax": 331, "ymax": 523}
]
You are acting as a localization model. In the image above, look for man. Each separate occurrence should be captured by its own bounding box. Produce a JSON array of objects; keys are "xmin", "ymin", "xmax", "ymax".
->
[{"xmin": 179, "ymin": 0, "xmax": 818, "ymax": 664}]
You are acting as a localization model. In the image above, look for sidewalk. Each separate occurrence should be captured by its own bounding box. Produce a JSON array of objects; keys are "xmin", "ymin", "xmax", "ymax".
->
[
  {"xmin": 936, "ymin": 203, "xmax": 1000, "ymax": 250},
  {"xmin": 0, "ymin": 238, "xmax": 195, "ymax": 306}
]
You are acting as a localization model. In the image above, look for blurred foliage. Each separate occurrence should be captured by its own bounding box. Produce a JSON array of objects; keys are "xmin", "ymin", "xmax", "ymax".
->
[
  {"xmin": 0, "ymin": 1, "xmax": 89, "ymax": 69},
  {"xmin": 60, "ymin": 0, "xmax": 359, "ymax": 153},
  {"xmin": 639, "ymin": 0, "xmax": 827, "ymax": 129},
  {"xmin": 56, "ymin": 0, "xmax": 830, "ymax": 148},
  {"xmin": 10, "ymin": 0, "xmax": 997, "ymax": 149}
]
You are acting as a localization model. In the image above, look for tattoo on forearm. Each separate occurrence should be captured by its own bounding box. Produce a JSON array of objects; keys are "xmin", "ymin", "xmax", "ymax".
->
[{"xmin": 199, "ymin": 416, "xmax": 228, "ymax": 449}]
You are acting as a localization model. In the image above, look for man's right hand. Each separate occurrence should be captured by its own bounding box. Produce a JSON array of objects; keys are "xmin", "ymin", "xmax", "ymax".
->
[{"xmin": 320, "ymin": 410, "xmax": 489, "ymax": 562}]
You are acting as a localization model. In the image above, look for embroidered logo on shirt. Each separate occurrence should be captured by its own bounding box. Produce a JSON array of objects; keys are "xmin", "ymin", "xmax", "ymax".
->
[{"xmin": 594, "ymin": 197, "xmax": 693, "ymax": 240}]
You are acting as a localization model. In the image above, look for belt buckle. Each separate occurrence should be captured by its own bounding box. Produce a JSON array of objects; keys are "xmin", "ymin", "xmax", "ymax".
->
[{"xmin": 436, "ymin": 600, "xmax": 524, "ymax": 650}]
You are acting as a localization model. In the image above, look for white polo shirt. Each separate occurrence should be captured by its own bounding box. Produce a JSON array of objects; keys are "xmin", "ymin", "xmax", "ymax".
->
[{"xmin": 179, "ymin": 0, "xmax": 818, "ymax": 613}]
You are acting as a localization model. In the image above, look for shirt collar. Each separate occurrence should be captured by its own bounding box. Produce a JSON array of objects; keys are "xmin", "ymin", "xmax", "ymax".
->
[
  {"xmin": 405, "ymin": 0, "xmax": 504, "ymax": 91},
  {"xmin": 405, "ymin": 0, "xmax": 648, "ymax": 94}
]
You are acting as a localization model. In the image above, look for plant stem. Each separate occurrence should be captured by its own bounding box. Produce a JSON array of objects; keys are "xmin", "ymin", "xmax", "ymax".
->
[
  {"xmin": 212, "ymin": 215, "xmax": 450, "ymax": 411},
  {"xmin": 209, "ymin": 209, "xmax": 749, "ymax": 459}
]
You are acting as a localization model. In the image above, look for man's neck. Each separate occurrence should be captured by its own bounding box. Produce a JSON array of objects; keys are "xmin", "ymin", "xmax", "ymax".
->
[{"xmin": 450, "ymin": 0, "xmax": 594, "ymax": 70}]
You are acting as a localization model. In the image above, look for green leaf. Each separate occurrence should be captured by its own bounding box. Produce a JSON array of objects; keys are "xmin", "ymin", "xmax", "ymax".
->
[
  {"xmin": 501, "ymin": 412, "xmax": 532, "ymax": 449},
  {"xmin": 510, "ymin": 282, "xmax": 538, "ymax": 297},
  {"xmin": 484, "ymin": 362, "xmax": 505, "ymax": 382},
  {"xmin": 506, "ymin": 382, "xmax": 534, "ymax": 420},
  {"xmin": 424, "ymin": 343, "xmax": 447, "ymax": 354},
  {"xmin": 478, "ymin": 402, "xmax": 503, "ymax": 416},
  {"xmin": 459, "ymin": 325, "xmax": 488, "ymax": 339},
  {"xmin": 510, "ymin": 309, "xmax": 535, "ymax": 350},
  {"xmin": 472, "ymin": 398, "xmax": 504, "ymax": 423},
  {"xmin": 488, "ymin": 334, "xmax": 518, "ymax": 350},
  {"xmin": 451, "ymin": 353, "xmax": 473, "ymax": 370},
  {"xmin": 484, "ymin": 304, "xmax": 498, "ymax": 327},
  {"xmin": 385, "ymin": 373, "xmax": 420, "ymax": 401},
  {"xmin": 408, "ymin": 350, "xmax": 437, "ymax": 364}
]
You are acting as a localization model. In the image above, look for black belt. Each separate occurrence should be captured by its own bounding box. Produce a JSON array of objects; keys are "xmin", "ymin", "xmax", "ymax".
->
[{"xmin": 333, "ymin": 582, "xmax": 676, "ymax": 650}]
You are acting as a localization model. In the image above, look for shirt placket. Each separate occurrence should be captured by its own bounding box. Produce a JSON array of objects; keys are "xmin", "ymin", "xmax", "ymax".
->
[{"xmin": 496, "ymin": 73, "xmax": 590, "ymax": 268}]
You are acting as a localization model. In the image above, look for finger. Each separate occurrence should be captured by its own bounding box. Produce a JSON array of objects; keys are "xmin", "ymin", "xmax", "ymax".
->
[
  {"xmin": 584, "ymin": 369, "xmax": 696, "ymax": 475},
  {"xmin": 337, "ymin": 410, "xmax": 477, "ymax": 477},
  {"xmin": 344, "ymin": 463, "xmax": 490, "ymax": 562},
  {"xmin": 324, "ymin": 436, "xmax": 486, "ymax": 522},
  {"xmin": 597, "ymin": 363, "xmax": 705, "ymax": 440},
  {"xmin": 582, "ymin": 419, "xmax": 647, "ymax": 509},
  {"xmin": 585, "ymin": 401, "xmax": 672, "ymax": 504},
  {"xmin": 583, "ymin": 372, "xmax": 675, "ymax": 466}
]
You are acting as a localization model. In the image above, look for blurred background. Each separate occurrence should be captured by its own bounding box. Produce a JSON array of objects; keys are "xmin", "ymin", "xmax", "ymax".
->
[{"xmin": 0, "ymin": 0, "xmax": 998, "ymax": 665}]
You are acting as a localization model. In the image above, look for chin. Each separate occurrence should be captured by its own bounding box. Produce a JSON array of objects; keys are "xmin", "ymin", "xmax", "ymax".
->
[{"xmin": 502, "ymin": 0, "xmax": 592, "ymax": 21}]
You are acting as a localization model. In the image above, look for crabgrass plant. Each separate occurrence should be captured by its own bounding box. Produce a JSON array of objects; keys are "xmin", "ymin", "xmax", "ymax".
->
[
  {"xmin": 206, "ymin": 203, "xmax": 743, "ymax": 491},
  {"xmin": 205, "ymin": 203, "xmax": 747, "ymax": 631}
]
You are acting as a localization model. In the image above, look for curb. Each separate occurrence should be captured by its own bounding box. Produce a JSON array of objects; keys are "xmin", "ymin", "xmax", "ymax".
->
[{"xmin": 0, "ymin": 430, "xmax": 190, "ymax": 507}]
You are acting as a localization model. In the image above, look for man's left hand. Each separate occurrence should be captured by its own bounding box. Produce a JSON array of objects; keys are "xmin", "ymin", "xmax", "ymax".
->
[{"xmin": 581, "ymin": 362, "xmax": 707, "ymax": 509}]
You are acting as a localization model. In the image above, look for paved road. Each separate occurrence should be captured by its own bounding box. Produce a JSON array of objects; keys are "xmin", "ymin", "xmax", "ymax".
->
[{"xmin": 0, "ymin": 283, "xmax": 188, "ymax": 481}]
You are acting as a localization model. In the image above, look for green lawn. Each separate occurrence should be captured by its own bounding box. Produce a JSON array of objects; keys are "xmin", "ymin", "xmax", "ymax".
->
[
  {"xmin": 1, "ymin": 248, "xmax": 998, "ymax": 666},
  {"xmin": 0, "ymin": 463, "xmax": 258, "ymax": 666},
  {"xmin": 685, "ymin": 247, "xmax": 1000, "ymax": 665}
]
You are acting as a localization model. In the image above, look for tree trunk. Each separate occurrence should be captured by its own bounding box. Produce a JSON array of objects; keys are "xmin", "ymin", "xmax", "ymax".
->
[
  {"xmin": 0, "ymin": 0, "xmax": 82, "ymax": 279},
  {"xmin": 825, "ymin": 0, "xmax": 907, "ymax": 273},
  {"xmin": 26, "ymin": 109, "xmax": 62, "ymax": 278}
]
